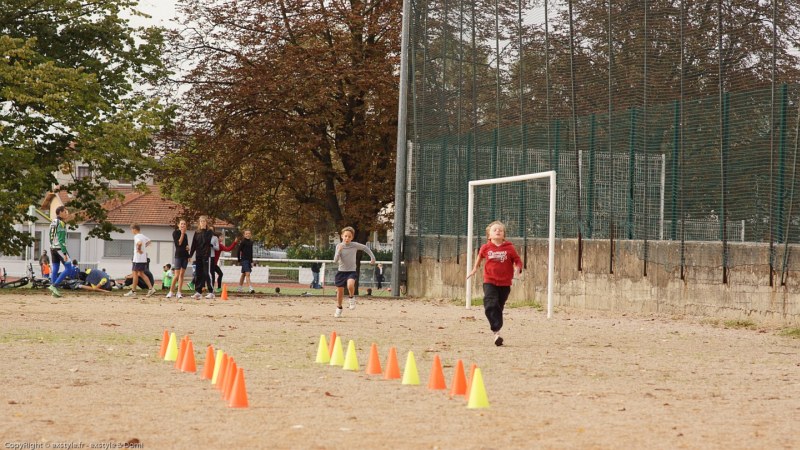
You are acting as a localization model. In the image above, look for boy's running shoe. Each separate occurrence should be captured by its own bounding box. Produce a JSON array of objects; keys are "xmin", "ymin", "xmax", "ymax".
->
[
  {"xmin": 348, "ymin": 296, "xmax": 356, "ymax": 310},
  {"xmin": 48, "ymin": 285, "xmax": 61, "ymax": 298},
  {"xmin": 124, "ymin": 290, "xmax": 136, "ymax": 297},
  {"xmin": 334, "ymin": 307, "xmax": 343, "ymax": 318}
]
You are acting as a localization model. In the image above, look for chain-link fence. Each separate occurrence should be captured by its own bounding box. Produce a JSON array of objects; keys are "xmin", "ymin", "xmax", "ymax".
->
[{"xmin": 402, "ymin": 0, "xmax": 800, "ymax": 283}]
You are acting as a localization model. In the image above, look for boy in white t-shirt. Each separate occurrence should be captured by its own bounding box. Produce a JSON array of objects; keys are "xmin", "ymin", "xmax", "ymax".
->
[{"xmin": 125, "ymin": 223, "xmax": 156, "ymax": 297}]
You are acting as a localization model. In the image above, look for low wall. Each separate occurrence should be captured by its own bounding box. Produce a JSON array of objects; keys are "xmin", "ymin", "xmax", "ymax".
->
[{"xmin": 406, "ymin": 237, "xmax": 800, "ymax": 325}]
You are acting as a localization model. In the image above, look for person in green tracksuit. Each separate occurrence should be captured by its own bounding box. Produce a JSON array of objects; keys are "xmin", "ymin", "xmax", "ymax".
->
[{"xmin": 48, "ymin": 206, "xmax": 73, "ymax": 298}]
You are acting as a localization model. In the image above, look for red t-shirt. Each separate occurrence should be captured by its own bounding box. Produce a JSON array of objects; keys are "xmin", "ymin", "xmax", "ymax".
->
[{"xmin": 479, "ymin": 240, "xmax": 522, "ymax": 286}]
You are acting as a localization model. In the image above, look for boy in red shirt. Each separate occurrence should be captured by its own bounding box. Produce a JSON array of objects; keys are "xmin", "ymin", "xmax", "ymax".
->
[{"xmin": 467, "ymin": 220, "xmax": 522, "ymax": 346}]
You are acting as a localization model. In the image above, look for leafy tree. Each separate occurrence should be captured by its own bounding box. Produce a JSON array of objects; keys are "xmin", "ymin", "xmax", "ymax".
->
[
  {"xmin": 160, "ymin": 0, "xmax": 400, "ymax": 246},
  {"xmin": 0, "ymin": 0, "xmax": 171, "ymax": 255}
]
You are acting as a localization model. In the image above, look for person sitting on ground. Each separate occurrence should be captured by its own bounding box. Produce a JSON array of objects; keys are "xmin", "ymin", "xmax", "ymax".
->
[{"xmin": 123, "ymin": 269, "xmax": 155, "ymax": 290}]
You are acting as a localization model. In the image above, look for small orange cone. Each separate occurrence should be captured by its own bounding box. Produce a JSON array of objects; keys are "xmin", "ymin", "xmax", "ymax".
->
[
  {"xmin": 200, "ymin": 345, "xmax": 215, "ymax": 380},
  {"xmin": 328, "ymin": 331, "xmax": 337, "ymax": 357},
  {"xmin": 365, "ymin": 343, "xmax": 382, "ymax": 375},
  {"xmin": 228, "ymin": 367, "xmax": 249, "ymax": 408},
  {"xmin": 215, "ymin": 354, "xmax": 229, "ymax": 389},
  {"xmin": 223, "ymin": 360, "xmax": 238, "ymax": 401},
  {"xmin": 181, "ymin": 340, "xmax": 197, "ymax": 373},
  {"xmin": 427, "ymin": 355, "xmax": 447, "ymax": 390},
  {"xmin": 158, "ymin": 329, "xmax": 169, "ymax": 359},
  {"xmin": 449, "ymin": 359, "xmax": 467, "ymax": 397},
  {"xmin": 383, "ymin": 346, "xmax": 401, "ymax": 380},
  {"xmin": 464, "ymin": 363, "xmax": 478, "ymax": 399},
  {"xmin": 174, "ymin": 336, "xmax": 188, "ymax": 370},
  {"xmin": 221, "ymin": 284, "xmax": 228, "ymax": 301}
]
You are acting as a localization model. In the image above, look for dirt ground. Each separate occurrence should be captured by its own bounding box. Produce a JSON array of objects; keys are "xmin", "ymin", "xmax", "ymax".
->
[{"xmin": 1, "ymin": 290, "xmax": 799, "ymax": 450}]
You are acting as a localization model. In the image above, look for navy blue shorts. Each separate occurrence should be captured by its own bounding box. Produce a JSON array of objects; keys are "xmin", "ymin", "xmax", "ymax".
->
[
  {"xmin": 173, "ymin": 257, "xmax": 189, "ymax": 270},
  {"xmin": 240, "ymin": 260, "xmax": 252, "ymax": 273},
  {"xmin": 334, "ymin": 271, "xmax": 357, "ymax": 287},
  {"xmin": 132, "ymin": 262, "xmax": 148, "ymax": 272}
]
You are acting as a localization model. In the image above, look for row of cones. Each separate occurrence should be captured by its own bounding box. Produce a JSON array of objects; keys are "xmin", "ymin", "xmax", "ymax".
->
[
  {"xmin": 315, "ymin": 331, "xmax": 490, "ymax": 409},
  {"xmin": 158, "ymin": 329, "xmax": 247, "ymax": 408}
]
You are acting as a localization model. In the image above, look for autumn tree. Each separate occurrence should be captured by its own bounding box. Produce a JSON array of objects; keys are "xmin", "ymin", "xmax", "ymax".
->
[
  {"xmin": 161, "ymin": 0, "xmax": 401, "ymax": 246},
  {"xmin": 0, "ymin": 0, "xmax": 171, "ymax": 255}
]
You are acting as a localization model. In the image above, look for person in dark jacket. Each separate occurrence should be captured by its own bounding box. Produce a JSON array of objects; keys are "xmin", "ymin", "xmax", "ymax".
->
[
  {"xmin": 189, "ymin": 215, "xmax": 215, "ymax": 299},
  {"xmin": 237, "ymin": 229, "xmax": 255, "ymax": 293}
]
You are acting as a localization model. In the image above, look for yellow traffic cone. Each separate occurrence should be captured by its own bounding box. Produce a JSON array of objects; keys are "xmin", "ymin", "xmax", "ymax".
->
[
  {"xmin": 343, "ymin": 340, "xmax": 359, "ymax": 371},
  {"xmin": 211, "ymin": 350, "xmax": 225, "ymax": 384},
  {"xmin": 401, "ymin": 351, "xmax": 420, "ymax": 385},
  {"xmin": 315, "ymin": 334, "xmax": 330, "ymax": 364},
  {"xmin": 164, "ymin": 332, "xmax": 178, "ymax": 361},
  {"xmin": 467, "ymin": 368, "xmax": 490, "ymax": 409},
  {"xmin": 329, "ymin": 336, "xmax": 345, "ymax": 366}
]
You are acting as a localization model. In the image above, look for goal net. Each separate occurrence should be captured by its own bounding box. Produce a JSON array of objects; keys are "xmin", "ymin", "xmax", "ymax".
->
[{"xmin": 466, "ymin": 171, "xmax": 556, "ymax": 318}]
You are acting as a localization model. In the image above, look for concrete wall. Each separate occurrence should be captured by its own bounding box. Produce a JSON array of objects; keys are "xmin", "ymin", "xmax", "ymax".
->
[{"xmin": 406, "ymin": 237, "xmax": 800, "ymax": 325}]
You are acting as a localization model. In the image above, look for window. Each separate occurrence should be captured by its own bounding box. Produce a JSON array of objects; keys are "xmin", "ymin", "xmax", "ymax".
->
[
  {"xmin": 104, "ymin": 240, "xmax": 134, "ymax": 258},
  {"xmin": 76, "ymin": 166, "xmax": 91, "ymax": 180}
]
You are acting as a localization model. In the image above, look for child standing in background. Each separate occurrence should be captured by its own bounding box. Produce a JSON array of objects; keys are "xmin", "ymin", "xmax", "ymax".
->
[
  {"xmin": 162, "ymin": 264, "xmax": 173, "ymax": 290},
  {"xmin": 237, "ymin": 230, "xmax": 254, "ymax": 293},
  {"xmin": 467, "ymin": 220, "xmax": 522, "ymax": 346},
  {"xmin": 332, "ymin": 226, "xmax": 375, "ymax": 318},
  {"xmin": 125, "ymin": 223, "xmax": 156, "ymax": 297}
]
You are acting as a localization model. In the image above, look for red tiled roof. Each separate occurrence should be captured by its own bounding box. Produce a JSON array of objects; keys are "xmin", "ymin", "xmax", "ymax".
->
[
  {"xmin": 41, "ymin": 185, "xmax": 232, "ymax": 228},
  {"xmin": 102, "ymin": 185, "xmax": 186, "ymax": 226}
]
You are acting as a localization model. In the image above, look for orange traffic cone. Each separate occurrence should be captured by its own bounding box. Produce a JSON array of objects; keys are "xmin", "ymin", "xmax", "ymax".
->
[
  {"xmin": 427, "ymin": 354, "xmax": 447, "ymax": 390},
  {"xmin": 228, "ymin": 367, "xmax": 249, "ymax": 408},
  {"xmin": 464, "ymin": 363, "xmax": 478, "ymax": 399},
  {"xmin": 215, "ymin": 354, "xmax": 229, "ymax": 390},
  {"xmin": 383, "ymin": 346, "xmax": 401, "ymax": 380},
  {"xmin": 158, "ymin": 329, "xmax": 169, "ymax": 359},
  {"xmin": 200, "ymin": 345, "xmax": 215, "ymax": 380},
  {"xmin": 181, "ymin": 340, "xmax": 197, "ymax": 373},
  {"xmin": 328, "ymin": 331, "xmax": 337, "ymax": 357},
  {"xmin": 449, "ymin": 359, "xmax": 467, "ymax": 397},
  {"xmin": 221, "ymin": 284, "xmax": 228, "ymax": 301},
  {"xmin": 223, "ymin": 360, "xmax": 238, "ymax": 401},
  {"xmin": 174, "ymin": 336, "xmax": 188, "ymax": 370},
  {"xmin": 365, "ymin": 343, "xmax": 382, "ymax": 375}
]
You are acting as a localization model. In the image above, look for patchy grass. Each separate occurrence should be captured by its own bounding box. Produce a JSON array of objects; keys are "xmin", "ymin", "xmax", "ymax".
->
[
  {"xmin": 722, "ymin": 319, "xmax": 757, "ymax": 330},
  {"xmin": 778, "ymin": 327, "xmax": 800, "ymax": 339},
  {"xmin": 508, "ymin": 298, "xmax": 543, "ymax": 310}
]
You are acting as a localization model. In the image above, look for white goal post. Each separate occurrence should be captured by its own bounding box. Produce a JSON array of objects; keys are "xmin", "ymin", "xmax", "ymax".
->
[{"xmin": 466, "ymin": 170, "xmax": 556, "ymax": 319}]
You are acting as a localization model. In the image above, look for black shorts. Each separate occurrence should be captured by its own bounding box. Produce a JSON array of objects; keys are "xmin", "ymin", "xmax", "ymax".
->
[
  {"xmin": 173, "ymin": 257, "xmax": 189, "ymax": 270},
  {"xmin": 334, "ymin": 271, "xmax": 357, "ymax": 287},
  {"xmin": 50, "ymin": 248, "xmax": 68, "ymax": 265},
  {"xmin": 132, "ymin": 262, "xmax": 148, "ymax": 272}
]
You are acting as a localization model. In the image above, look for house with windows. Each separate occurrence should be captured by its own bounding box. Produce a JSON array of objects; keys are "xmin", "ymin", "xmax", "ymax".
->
[{"xmin": 2, "ymin": 183, "xmax": 230, "ymax": 281}]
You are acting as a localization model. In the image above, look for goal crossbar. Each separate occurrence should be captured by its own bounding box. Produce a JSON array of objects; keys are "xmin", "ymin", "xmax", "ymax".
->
[{"xmin": 466, "ymin": 170, "xmax": 556, "ymax": 319}]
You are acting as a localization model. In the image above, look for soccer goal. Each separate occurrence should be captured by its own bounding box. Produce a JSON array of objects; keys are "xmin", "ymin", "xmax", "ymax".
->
[{"xmin": 466, "ymin": 170, "xmax": 556, "ymax": 319}]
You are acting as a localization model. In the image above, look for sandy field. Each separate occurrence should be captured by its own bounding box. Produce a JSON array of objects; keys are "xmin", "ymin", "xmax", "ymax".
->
[{"xmin": 1, "ymin": 290, "xmax": 799, "ymax": 450}]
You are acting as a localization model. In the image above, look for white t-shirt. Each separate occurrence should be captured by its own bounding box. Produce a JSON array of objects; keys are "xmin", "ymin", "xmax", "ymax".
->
[{"xmin": 133, "ymin": 233, "xmax": 150, "ymax": 263}]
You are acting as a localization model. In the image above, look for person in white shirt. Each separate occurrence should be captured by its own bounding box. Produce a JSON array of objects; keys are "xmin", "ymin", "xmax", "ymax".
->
[{"xmin": 125, "ymin": 223, "xmax": 156, "ymax": 297}]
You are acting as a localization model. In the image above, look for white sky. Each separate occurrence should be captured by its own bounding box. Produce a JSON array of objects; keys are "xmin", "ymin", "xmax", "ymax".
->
[{"xmin": 130, "ymin": 1, "xmax": 179, "ymax": 28}]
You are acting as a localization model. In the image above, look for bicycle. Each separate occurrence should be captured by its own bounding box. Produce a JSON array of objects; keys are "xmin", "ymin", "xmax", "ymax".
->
[
  {"xmin": 0, "ymin": 267, "xmax": 29, "ymax": 289},
  {"xmin": 27, "ymin": 263, "xmax": 51, "ymax": 289}
]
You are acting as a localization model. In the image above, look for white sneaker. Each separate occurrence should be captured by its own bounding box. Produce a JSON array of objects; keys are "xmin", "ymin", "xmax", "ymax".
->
[
  {"xmin": 192, "ymin": 293, "xmax": 201, "ymax": 299},
  {"xmin": 237, "ymin": 286, "xmax": 243, "ymax": 293},
  {"xmin": 165, "ymin": 292, "xmax": 173, "ymax": 298},
  {"xmin": 124, "ymin": 290, "xmax": 136, "ymax": 297},
  {"xmin": 205, "ymin": 293, "xmax": 215, "ymax": 299},
  {"xmin": 348, "ymin": 296, "xmax": 356, "ymax": 310},
  {"xmin": 248, "ymin": 288, "xmax": 255, "ymax": 294},
  {"xmin": 176, "ymin": 293, "xmax": 183, "ymax": 299},
  {"xmin": 146, "ymin": 289, "xmax": 156, "ymax": 297},
  {"xmin": 334, "ymin": 307, "xmax": 343, "ymax": 318}
]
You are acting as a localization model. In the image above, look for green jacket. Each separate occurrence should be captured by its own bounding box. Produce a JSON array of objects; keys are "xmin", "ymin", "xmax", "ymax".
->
[{"xmin": 49, "ymin": 218, "xmax": 68, "ymax": 253}]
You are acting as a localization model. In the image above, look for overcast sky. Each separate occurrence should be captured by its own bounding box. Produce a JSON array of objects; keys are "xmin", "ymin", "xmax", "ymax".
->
[{"xmin": 131, "ymin": 0, "xmax": 178, "ymax": 28}]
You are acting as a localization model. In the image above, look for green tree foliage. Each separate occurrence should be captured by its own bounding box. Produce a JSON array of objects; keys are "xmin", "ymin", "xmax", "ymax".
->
[
  {"xmin": 160, "ymin": 0, "xmax": 399, "ymax": 246},
  {"xmin": 0, "ymin": 0, "xmax": 172, "ymax": 254}
]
